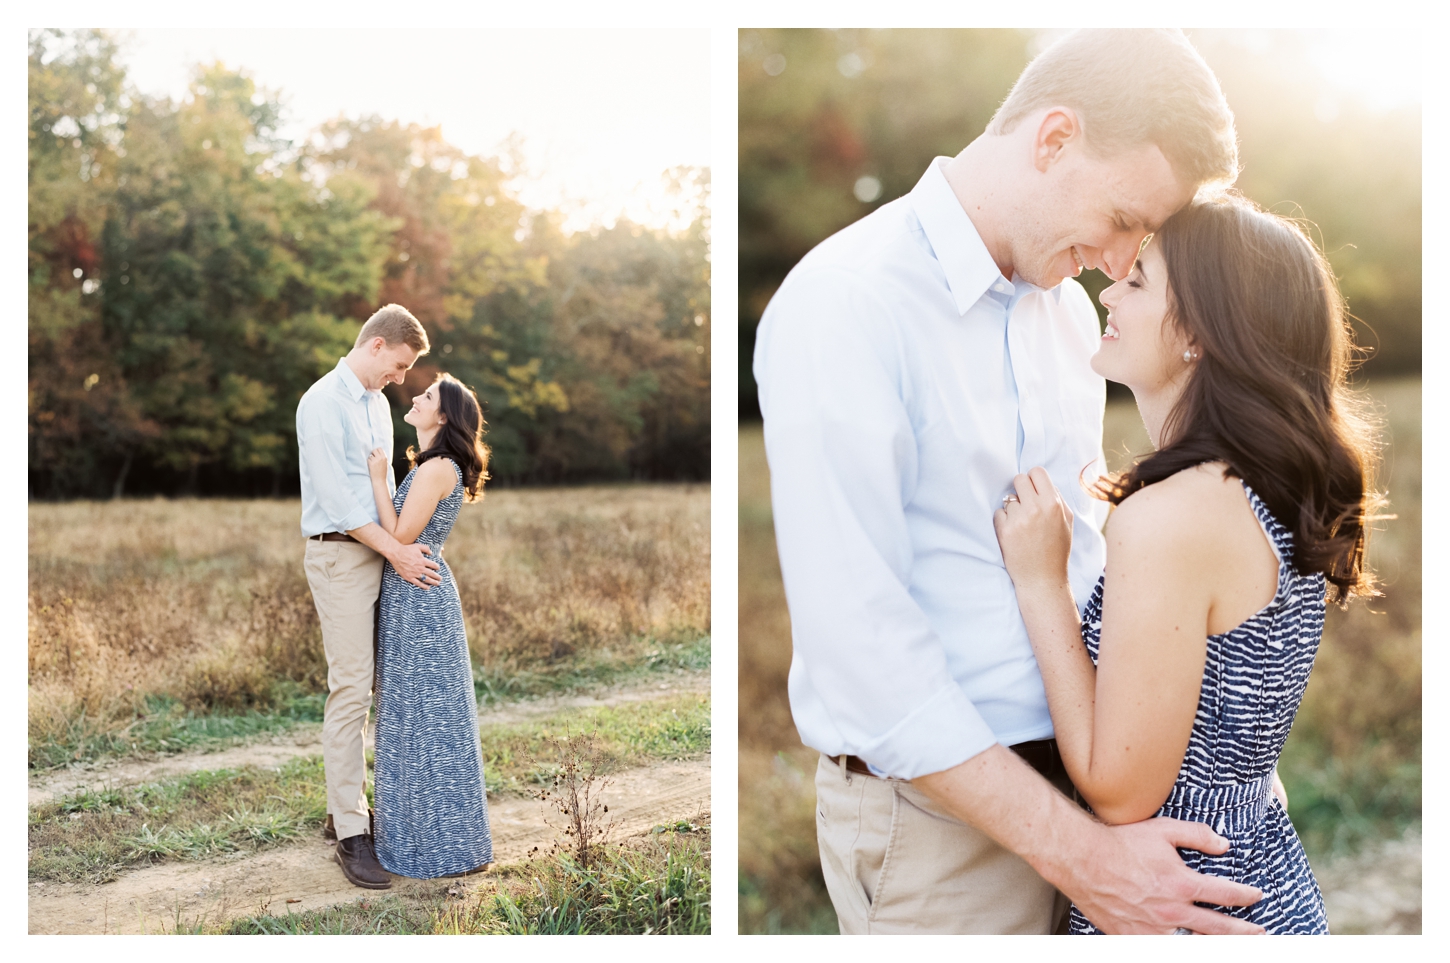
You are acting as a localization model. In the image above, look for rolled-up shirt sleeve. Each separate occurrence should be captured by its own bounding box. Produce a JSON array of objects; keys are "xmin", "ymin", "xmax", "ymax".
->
[
  {"xmin": 755, "ymin": 267, "xmax": 999, "ymax": 779},
  {"xmin": 297, "ymin": 394, "xmax": 375, "ymax": 535}
]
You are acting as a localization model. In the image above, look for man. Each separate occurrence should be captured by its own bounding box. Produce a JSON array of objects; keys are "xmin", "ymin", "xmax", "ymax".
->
[
  {"xmin": 297, "ymin": 303, "xmax": 441, "ymax": 890},
  {"xmin": 754, "ymin": 29, "xmax": 1265, "ymax": 934}
]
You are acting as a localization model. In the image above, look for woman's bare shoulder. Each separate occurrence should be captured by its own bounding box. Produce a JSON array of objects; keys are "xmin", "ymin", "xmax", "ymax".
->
[
  {"xmin": 1107, "ymin": 462, "xmax": 1246, "ymax": 550},
  {"xmin": 412, "ymin": 457, "xmax": 459, "ymax": 494}
]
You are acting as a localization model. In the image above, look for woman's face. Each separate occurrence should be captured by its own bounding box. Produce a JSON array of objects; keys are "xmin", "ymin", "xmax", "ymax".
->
[
  {"xmin": 404, "ymin": 382, "xmax": 446, "ymax": 433},
  {"xmin": 1092, "ymin": 239, "xmax": 1193, "ymax": 393}
]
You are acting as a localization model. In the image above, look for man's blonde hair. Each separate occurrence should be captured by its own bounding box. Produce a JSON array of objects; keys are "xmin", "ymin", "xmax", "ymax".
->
[
  {"xmin": 989, "ymin": 29, "xmax": 1238, "ymax": 194},
  {"xmin": 355, "ymin": 303, "xmax": 430, "ymax": 354}
]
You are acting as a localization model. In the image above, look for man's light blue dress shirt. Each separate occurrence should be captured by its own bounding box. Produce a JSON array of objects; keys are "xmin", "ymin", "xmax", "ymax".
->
[
  {"xmin": 753, "ymin": 158, "xmax": 1109, "ymax": 780},
  {"xmin": 297, "ymin": 357, "xmax": 396, "ymax": 537}
]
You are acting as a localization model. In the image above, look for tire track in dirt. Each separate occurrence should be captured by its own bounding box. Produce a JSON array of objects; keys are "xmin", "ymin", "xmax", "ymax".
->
[
  {"xmin": 28, "ymin": 757, "xmax": 710, "ymax": 934},
  {"xmin": 29, "ymin": 671, "xmax": 708, "ymax": 808}
]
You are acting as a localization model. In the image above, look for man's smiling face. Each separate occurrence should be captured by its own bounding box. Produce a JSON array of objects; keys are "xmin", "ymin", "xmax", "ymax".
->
[{"xmin": 1012, "ymin": 139, "xmax": 1194, "ymax": 288}]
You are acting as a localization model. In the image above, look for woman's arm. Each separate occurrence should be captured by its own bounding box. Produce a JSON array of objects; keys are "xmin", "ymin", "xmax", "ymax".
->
[
  {"xmin": 995, "ymin": 467, "xmax": 1213, "ymax": 824},
  {"xmin": 387, "ymin": 458, "xmax": 456, "ymax": 546},
  {"xmin": 367, "ymin": 448, "xmax": 399, "ymax": 535}
]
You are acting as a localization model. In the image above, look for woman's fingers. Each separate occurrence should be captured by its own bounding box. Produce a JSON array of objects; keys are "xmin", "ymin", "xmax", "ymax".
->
[
  {"xmin": 1027, "ymin": 466, "xmax": 1058, "ymax": 498},
  {"xmin": 1013, "ymin": 469, "xmax": 1061, "ymax": 509}
]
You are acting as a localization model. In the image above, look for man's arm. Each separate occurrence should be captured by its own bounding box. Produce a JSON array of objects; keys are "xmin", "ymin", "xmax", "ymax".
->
[
  {"xmin": 913, "ymin": 747, "xmax": 1266, "ymax": 935},
  {"xmin": 346, "ymin": 522, "xmax": 439, "ymax": 588},
  {"xmin": 756, "ymin": 270, "xmax": 1000, "ymax": 778}
]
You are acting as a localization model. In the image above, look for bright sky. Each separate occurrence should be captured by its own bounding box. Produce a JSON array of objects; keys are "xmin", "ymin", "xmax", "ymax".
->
[
  {"xmin": 116, "ymin": 28, "xmax": 711, "ymax": 233},
  {"xmin": 1214, "ymin": 28, "xmax": 1421, "ymax": 116}
]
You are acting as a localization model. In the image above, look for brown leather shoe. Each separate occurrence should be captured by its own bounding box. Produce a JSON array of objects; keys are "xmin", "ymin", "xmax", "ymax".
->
[
  {"xmin": 334, "ymin": 834, "xmax": 392, "ymax": 889},
  {"xmin": 323, "ymin": 809, "xmax": 375, "ymax": 841}
]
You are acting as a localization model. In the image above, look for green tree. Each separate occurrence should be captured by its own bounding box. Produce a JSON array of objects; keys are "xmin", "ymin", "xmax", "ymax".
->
[
  {"xmin": 28, "ymin": 28, "xmax": 155, "ymax": 498},
  {"xmin": 99, "ymin": 65, "xmax": 395, "ymax": 493}
]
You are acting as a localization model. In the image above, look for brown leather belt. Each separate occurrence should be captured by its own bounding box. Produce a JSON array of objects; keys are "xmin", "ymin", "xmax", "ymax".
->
[
  {"xmin": 830, "ymin": 739, "xmax": 1065, "ymax": 781},
  {"xmin": 309, "ymin": 532, "xmax": 357, "ymax": 543}
]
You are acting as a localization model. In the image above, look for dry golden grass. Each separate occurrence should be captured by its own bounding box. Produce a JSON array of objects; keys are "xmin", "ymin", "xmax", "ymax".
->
[
  {"xmin": 738, "ymin": 378, "xmax": 1421, "ymax": 933},
  {"xmin": 29, "ymin": 484, "xmax": 710, "ymax": 761}
]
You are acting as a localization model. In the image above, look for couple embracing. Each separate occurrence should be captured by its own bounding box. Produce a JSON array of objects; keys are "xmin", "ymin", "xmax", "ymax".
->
[
  {"xmin": 755, "ymin": 29, "xmax": 1378, "ymax": 934},
  {"xmin": 297, "ymin": 304, "xmax": 494, "ymax": 889}
]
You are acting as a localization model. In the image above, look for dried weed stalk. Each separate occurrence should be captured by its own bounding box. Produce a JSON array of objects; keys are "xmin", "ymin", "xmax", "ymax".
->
[{"xmin": 530, "ymin": 729, "xmax": 617, "ymax": 870}]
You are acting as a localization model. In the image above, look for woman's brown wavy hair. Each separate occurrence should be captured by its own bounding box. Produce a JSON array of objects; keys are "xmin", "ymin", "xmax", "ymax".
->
[
  {"xmin": 406, "ymin": 373, "xmax": 491, "ymax": 502},
  {"xmin": 1093, "ymin": 192, "xmax": 1383, "ymax": 603}
]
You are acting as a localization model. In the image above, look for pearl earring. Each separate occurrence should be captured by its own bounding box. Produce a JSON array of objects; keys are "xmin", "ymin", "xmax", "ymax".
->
[{"xmin": 1183, "ymin": 349, "xmax": 1195, "ymax": 363}]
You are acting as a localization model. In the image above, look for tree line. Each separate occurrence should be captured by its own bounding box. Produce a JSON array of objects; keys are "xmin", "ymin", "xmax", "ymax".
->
[
  {"xmin": 30, "ymin": 29, "xmax": 710, "ymax": 498},
  {"xmin": 738, "ymin": 29, "xmax": 1421, "ymax": 419}
]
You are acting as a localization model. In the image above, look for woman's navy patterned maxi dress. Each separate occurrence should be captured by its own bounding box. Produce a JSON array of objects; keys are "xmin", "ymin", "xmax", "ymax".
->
[
  {"xmin": 1070, "ymin": 482, "xmax": 1329, "ymax": 934},
  {"xmin": 373, "ymin": 459, "xmax": 493, "ymax": 878}
]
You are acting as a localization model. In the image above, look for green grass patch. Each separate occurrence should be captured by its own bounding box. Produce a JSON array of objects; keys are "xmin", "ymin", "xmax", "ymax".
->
[
  {"xmin": 217, "ymin": 823, "xmax": 711, "ymax": 935},
  {"xmin": 29, "ymin": 755, "xmax": 327, "ymax": 884},
  {"xmin": 482, "ymin": 692, "xmax": 711, "ymax": 796},
  {"xmin": 29, "ymin": 687, "xmax": 327, "ymax": 772},
  {"xmin": 30, "ymin": 693, "xmax": 709, "ymax": 885},
  {"xmin": 473, "ymin": 635, "xmax": 711, "ymax": 706},
  {"xmin": 30, "ymin": 637, "xmax": 709, "ymax": 772}
]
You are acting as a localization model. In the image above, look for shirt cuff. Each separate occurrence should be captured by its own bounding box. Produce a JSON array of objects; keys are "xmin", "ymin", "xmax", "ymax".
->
[
  {"xmin": 857, "ymin": 683, "xmax": 1001, "ymax": 780},
  {"xmin": 336, "ymin": 508, "xmax": 375, "ymax": 534}
]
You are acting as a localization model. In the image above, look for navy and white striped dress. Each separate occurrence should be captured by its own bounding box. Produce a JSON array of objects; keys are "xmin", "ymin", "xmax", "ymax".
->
[
  {"xmin": 373, "ymin": 459, "xmax": 493, "ymax": 878},
  {"xmin": 1070, "ymin": 481, "xmax": 1329, "ymax": 934}
]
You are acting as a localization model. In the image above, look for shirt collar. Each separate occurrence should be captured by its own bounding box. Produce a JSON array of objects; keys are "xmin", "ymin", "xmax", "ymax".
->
[
  {"xmin": 334, "ymin": 356, "xmax": 371, "ymax": 401},
  {"xmin": 909, "ymin": 157, "xmax": 1062, "ymax": 313}
]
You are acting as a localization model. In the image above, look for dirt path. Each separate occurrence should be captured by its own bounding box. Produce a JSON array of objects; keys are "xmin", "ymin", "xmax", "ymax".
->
[
  {"xmin": 28, "ymin": 757, "xmax": 710, "ymax": 934},
  {"xmin": 1318, "ymin": 826, "xmax": 1422, "ymax": 934},
  {"xmin": 29, "ymin": 671, "xmax": 708, "ymax": 808}
]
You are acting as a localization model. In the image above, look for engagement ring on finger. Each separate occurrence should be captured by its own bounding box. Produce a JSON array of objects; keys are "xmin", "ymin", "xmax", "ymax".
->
[
  {"xmin": 1002, "ymin": 493, "xmax": 1019, "ymax": 507},
  {"xmin": 1171, "ymin": 928, "xmax": 1193, "ymax": 935}
]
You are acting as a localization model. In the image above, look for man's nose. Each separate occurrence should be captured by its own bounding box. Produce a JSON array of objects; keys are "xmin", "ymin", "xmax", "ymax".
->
[{"xmin": 1101, "ymin": 235, "xmax": 1146, "ymax": 281}]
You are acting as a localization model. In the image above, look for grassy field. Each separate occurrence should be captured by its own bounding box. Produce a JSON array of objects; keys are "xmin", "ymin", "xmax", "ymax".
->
[
  {"xmin": 28, "ymin": 484, "xmax": 710, "ymax": 769},
  {"xmin": 738, "ymin": 378, "xmax": 1421, "ymax": 934}
]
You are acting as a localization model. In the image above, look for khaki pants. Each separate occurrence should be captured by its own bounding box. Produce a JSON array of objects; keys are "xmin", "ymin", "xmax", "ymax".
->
[
  {"xmin": 815, "ymin": 754, "xmax": 1069, "ymax": 934},
  {"xmin": 304, "ymin": 539, "xmax": 385, "ymax": 841}
]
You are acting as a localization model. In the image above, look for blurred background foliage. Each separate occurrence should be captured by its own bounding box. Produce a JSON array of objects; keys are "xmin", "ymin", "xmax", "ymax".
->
[
  {"xmin": 738, "ymin": 28, "xmax": 1420, "ymax": 419},
  {"xmin": 738, "ymin": 28, "xmax": 1420, "ymax": 934},
  {"xmin": 30, "ymin": 29, "xmax": 710, "ymax": 498}
]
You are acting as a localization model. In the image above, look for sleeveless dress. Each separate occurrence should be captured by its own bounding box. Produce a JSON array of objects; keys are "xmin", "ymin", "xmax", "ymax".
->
[
  {"xmin": 373, "ymin": 459, "xmax": 494, "ymax": 878},
  {"xmin": 1069, "ymin": 481, "xmax": 1329, "ymax": 934}
]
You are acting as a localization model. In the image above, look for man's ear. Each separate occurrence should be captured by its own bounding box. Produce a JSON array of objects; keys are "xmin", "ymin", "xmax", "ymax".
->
[{"xmin": 1033, "ymin": 107, "xmax": 1081, "ymax": 173}]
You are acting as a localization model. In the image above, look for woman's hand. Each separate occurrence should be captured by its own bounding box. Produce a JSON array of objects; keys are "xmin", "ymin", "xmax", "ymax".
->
[
  {"xmin": 993, "ymin": 466, "xmax": 1074, "ymax": 592},
  {"xmin": 367, "ymin": 447, "xmax": 390, "ymax": 483}
]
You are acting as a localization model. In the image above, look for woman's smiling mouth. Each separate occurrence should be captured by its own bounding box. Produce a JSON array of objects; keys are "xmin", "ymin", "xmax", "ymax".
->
[{"xmin": 1102, "ymin": 319, "xmax": 1119, "ymax": 340}]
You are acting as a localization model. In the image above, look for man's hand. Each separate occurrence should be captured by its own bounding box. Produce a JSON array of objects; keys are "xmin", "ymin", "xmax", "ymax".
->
[
  {"xmin": 1062, "ymin": 818, "xmax": 1265, "ymax": 934},
  {"xmin": 388, "ymin": 542, "xmax": 441, "ymax": 589},
  {"xmin": 913, "ymin": 745, "xmax": 1265, "ymax": 935}
]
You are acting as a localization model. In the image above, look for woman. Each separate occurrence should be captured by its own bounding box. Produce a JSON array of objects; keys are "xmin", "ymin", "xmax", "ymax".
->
[
  {"xmin": 366, "ymin": 373, "xmax": 494, "ymax": 879},
  {"xmin": 993, "ymin": 193, "xmax": 1381, "ymax": 934}
]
